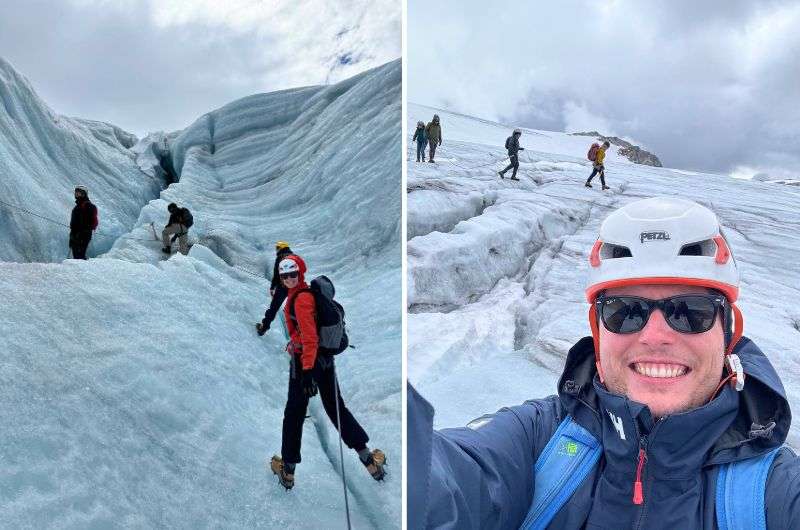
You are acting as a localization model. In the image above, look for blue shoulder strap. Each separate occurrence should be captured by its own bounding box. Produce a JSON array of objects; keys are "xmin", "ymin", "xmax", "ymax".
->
[
  {"xmin": 716, "ymin": 446, "xmax": 781, "ymax": 530},
  {"xmin": 520, "ymin": 415, "xmax": 602, "ymax": 530}
]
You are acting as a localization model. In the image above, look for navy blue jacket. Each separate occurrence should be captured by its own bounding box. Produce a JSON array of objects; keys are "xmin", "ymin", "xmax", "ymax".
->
[
  {"xmin": 505, "ymin": 134, "xmax": 522, "ymax": 157},
  {"xmin": 408, "ymin": 336, "xmax": 800, "ymax": 529}
]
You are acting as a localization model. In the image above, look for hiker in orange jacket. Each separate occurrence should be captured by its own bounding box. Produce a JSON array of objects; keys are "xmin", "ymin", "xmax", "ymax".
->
[{"xmin": 269, "ymin": 254, "xmax": 386, "ymax": 490}]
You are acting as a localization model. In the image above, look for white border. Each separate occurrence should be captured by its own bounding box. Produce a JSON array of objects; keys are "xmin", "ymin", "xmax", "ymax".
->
[{"xmin": 400, "ymin": 0, "xmax": 408, "ymax": 525}]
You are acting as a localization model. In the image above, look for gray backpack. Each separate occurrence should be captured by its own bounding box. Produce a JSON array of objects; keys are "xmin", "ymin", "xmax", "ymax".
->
[{"xmin": 289, "ymin": 276, "xmax": 349, "ymax": 355}]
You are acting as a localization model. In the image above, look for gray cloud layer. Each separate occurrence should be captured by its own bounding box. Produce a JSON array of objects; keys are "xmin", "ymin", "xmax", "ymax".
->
[
  {"xmin": 0, "ymin": 0, "xmax": 400, "ymax": 137},
  {"xmin": 409, "ymin": 0, "xmax": 800, "ymax": 178}
]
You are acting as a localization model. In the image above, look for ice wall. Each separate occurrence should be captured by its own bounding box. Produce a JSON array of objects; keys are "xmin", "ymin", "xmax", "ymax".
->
[{"xmin": 0, "ymin": 57, "xmax": 164, "ymax": 262}]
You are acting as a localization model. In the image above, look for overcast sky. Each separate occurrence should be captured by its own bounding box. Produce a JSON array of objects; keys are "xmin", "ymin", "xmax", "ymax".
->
[
  {"xmin": 409, "ymin": 0, "xmax": 800, "ymax": 179},
  {"xmin": 0, "ymin": 0, "xmax": 400, "ymax": 137}
]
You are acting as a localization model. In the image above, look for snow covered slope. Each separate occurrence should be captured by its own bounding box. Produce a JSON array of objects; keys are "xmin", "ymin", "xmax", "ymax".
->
[
  {"xmin": 407, "ymin": 103, "xmax": 800, "ymax": 454},
  {"xmin": 1, "ymin": 61, "xmax": 401, "ymax": 528},
  {"xmin": 0, "ymin": 57, "xmax": 164, "ymax": 262}
]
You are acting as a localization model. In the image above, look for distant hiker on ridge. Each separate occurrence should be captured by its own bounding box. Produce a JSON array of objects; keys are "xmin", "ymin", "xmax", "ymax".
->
[
  {"xmin": 269, "ymin": 254, "xmax": 386, "ymax": 490},
  {"xmin": 425, "ymin": 114, "xmax": 442, "ymax": 163},
  {"xmin": 69, "ymin": 185, "xmax": 98, "ymax": 260},
  {"xmin": 256, "ymin": 241, "xmax": 294, "ymax": 335},
  {"xmin": 412, "ymin": 120, "xmax": 428, "ymax": 162},
  {"xmin": 586, "ymin": 140, "xmax": 611, "ymax": 190},
  {"xmin": 161, "ymin": 202, "xmax": 193, "ymax": 255},
  {"xmin": 499, "ymin": 128, "xmax": 525, "ymax": 181}
]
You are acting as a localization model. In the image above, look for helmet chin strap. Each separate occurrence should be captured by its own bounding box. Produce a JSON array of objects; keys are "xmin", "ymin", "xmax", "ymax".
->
[
  {"xmin": 589, "ymin": 305, "xmax": 605, "ymax": 384},
  {"xmin": 724, "ymin": 303, "xmax": 745, "ymax": 391}
]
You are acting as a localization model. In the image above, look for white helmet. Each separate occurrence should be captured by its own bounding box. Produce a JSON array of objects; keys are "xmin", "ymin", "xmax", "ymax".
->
[
  {"xmin": 585, "ymin": 197, "xmax": 739, "ymax": 303},
  {"xmin": 278, "ymin": 258, "xmax": 299, "ymax": 275},
  {"xmin": 74, "ymin": 185, "xmax": 88, "ymax": 195},
  {"xmin": 513, "ymin": 128, "xmax": 522, "ymax": 134},
  {"xmin": 586, "ymin": 197, "xmax": 746, "ymax": 387}
]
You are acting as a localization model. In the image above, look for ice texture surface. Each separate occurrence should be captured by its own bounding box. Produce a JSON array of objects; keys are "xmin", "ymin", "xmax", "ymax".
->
[
  {"xmin": 407, "ymin": 103, "xmax": 800, "ymax": 444},
  {"xmin": 1, "ymin": 59, "xmax": 401, "ymax": 528}
]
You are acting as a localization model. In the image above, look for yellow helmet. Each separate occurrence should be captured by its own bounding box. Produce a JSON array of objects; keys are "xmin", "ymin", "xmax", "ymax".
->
[{"xmin": 275, "ymin": 241, "xmax": 290, "ymax": 251}]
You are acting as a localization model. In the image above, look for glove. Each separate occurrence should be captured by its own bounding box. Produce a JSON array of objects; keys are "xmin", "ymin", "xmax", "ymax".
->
[
  {"xmin": 256, "ymin": 321, "xmax": 269, "ymax": 336},
  {"xmin": 519, "ymin": 147, "xmax": 525, "ymax": 151},
  {"xmin": 302, "ymin": 369, "xmax": 318, "ymax": 398},
  {"xmin": 270, "ymin": 288, "xmax": 276, "ymax": 297}
]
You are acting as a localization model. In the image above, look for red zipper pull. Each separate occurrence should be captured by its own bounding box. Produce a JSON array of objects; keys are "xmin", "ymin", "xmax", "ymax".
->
[{"xmin": 633, "ymin": 447, "xmax": 646, "ymax": 505}]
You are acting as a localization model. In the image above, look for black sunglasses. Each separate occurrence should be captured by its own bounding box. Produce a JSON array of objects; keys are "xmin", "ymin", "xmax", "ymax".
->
[
  {"xmin": 596, "ymin": 294, "xmax": 725, "ymax": 334},
  {"xmin": 279, "ymin": 271, "xmax": 299, "ymax": 280}
]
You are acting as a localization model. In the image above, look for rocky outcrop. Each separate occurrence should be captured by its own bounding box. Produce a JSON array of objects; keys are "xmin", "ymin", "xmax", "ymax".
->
[{"xmin": 571, "ymin": 131, "xmax": 662, "ymax": 167}]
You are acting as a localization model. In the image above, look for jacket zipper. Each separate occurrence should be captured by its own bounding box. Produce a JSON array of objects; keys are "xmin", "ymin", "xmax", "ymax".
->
[
  {"xmin": 631, "ymin": 435, "xmax": 649, "ymax": 530},
  {"xmin": 633, "ymin": 439, "xmax": 647, "ymax": 505}
]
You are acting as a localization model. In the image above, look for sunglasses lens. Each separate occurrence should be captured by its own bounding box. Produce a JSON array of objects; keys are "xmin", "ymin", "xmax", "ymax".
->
[
  {"xmin": 601, "ymin": 297, "xmax": 649, "ymax": 333},
  {"xmin": 600, "ymin": 295, "xmax": 720, "ymax": 334},
  {"xmin": 666, "ymin": 296, "xmax": 717, "ymax": 333},
  {"xmin": 280, "ymin": 271, "xmax": 298, "ymax": 279}
]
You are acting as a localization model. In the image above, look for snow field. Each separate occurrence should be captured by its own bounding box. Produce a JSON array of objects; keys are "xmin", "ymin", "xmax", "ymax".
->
[{"xmin": 407, "ymin": 103, "xmax": 800, "ymax": 440}]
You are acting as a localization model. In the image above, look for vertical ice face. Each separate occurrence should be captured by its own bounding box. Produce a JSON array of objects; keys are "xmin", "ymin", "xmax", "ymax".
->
[
  {"xmin": 0, "ymin": 57, "xmax": 165, "ymax": 262},
  {"xmin": 0, "ymin": 60, "xmax": 401, "ymax": 528}
]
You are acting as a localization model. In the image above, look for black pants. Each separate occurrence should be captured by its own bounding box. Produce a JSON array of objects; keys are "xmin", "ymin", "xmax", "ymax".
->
[
  {"xmin": 281, "ymin": 355, "xmax": 369, "ymax": 464},
  {"xmin": 500, "ymin": 154, "xmax": 519, "ymax": 178},
  {"xmin": 262, "ymin": 286, "xmax": 288, "ymax": 328},
  {"xmin": 69, "ymin": 230, "xmax": 92, "ymax": 260},
  {"xmin": 587, "ymin": 165, "xmax": 606, "ymax": 186}
]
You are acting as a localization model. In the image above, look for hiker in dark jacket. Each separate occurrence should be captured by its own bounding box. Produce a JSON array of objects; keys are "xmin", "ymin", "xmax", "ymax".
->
[
  {"xmin": 161, "ymin": 202, "xmax": 191, "ymax": 255},
  {"xmin": 69, "ymin": 185, "xmax": 97, "ymax": 260},
  {"xmin": 499, "ymin": 128, "xmax": 524, "ymax": 180},
  {"xmin": 425, "ymin": 114, "xmax": 442, "ymax": 163},
  {"xmin": 268, "ymin": 254, "xmax": 386, "ymax": 490},
  {"xmin": 412, "ymin": 121, "xmax": 428, "ymax": 162},
  {"xmin": 256, "ymin": 241, "xmax": 294, "ymax": 335},
  {"xmin": 408, "ymin": 197, "xmax": 800, "ymax": 529}
]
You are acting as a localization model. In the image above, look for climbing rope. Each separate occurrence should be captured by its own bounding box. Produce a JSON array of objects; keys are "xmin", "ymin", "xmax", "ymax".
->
[
  {"xmin": 333, "ymin": 364, "xmax": 353, "ymax": 530},
  {"xmin": 0, "ymin": 198, "xmax": 157, "ymax": 242},
  {"xmin": 2, "ymin": 198, "xmax": 274, "ymax": 279},
  {"xmin": 434, "ymin": 146, "xmax": 505, "ymax": 172}
]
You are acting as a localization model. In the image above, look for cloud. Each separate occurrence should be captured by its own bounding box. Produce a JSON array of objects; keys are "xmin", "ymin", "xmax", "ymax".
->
[
  {"xmin": 408, "ymin": 0, "xmax": 800, "ymax": 177},
  {"xmin": 0, "ymin": 0, "xmax": 400, "ymax": 136}
]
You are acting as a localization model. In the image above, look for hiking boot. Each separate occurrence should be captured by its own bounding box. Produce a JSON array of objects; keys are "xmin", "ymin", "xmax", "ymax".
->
[
  {"xmin": 510, "ymin": 177, "xmax": 520, "ymax": 181},
  {"xmin": 498, "ymin": 171, "xmax": 505, "ymax": 179},
  {"xmin": 584, "ymin": 182, "xmax": 592, "ymax": 188},
  {"xmin": 363, "ymin": 449, "xmax": 387, "ymax": 481},
  {"xmin": 270, "ymin": 455, "xmax": 295, "ymax": 490},
  {"xmin": 161, "ymin": 246, "xmax": 171, "ymax": 254},
  {"xmin": 602, "ymin": 185, "xmax": 610, "ymax": 190}
]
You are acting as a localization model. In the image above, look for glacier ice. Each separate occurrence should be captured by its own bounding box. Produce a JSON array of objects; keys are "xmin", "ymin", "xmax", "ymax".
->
[
  {"xmin": 407, "ymin": 103, "xmax": 800, "ymax": 447},
  {"xmin": 1, "ymin": 58, "xmax": 401, "ymax": 528},
  {"xmin": 0, "ymin": 57, "xmax": 165, "ymax": 263}
]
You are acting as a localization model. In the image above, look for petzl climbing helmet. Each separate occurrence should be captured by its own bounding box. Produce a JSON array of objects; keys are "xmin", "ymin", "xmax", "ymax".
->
[{"xmin": 585, "ymin": 197, "xmax": 744, "ymax": 386}]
